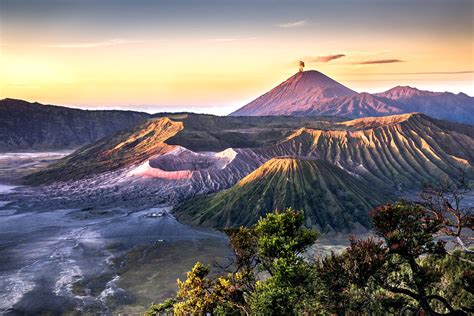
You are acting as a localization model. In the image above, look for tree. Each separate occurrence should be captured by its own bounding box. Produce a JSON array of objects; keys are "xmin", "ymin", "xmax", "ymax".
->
[
  {"xmin": 317, "ymin": 237, "xmax": 398, "ymax": 314},
  {"xmin": 250, "ymin": 209, "xmax": 318, "ymax": 315},
  {"xmin": 370, "ymin": 201, "xmax": 468, "ymax": 315},
  {"xmin": 173, "ymin": 262, "xmax": 216, "ymax": 315},
  {"xmin": 147, "ymin": 202, "xmax": 471, "ymax": 315},
  {"xmin": 419, "ymin": 175, "xmax": 474, "ymax": 256},
  {"xmin": 147, "ymin": 209, "xmax": 319, "ymax": 315}
]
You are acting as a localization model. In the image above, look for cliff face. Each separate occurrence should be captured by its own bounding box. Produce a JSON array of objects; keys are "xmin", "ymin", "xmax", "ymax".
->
[{"xmin": 0, "ymin": 98, "xmax": 150, "ymax": 151}]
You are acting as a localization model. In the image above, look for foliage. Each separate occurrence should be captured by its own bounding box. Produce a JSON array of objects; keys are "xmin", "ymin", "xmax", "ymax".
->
[
  {"xmin": 371, "ymin": 201, "xmax": 443, "ymax": 258},
  {"xmin": 420, "ymin": 250, "xmax": 474, "ymax": 312},
  {"xmin": 316, "ymin": 237, "xmax": 400, "ymax": 314},
  {"xmin": 145, "ymin": 298, "xmax": 175, "ymax": 315},
  {"xmin": 250, "ymin": 209, "xmax": 318, "ymax": 315},
  {"xmin": 148, "ymin": 201, "xmax": 472, "ymax": 315},
  {"xmin": 147, "ymin": 209, "xmax": 317, "ymax": 315},
  {"xmin": 369, "ymin": 201, "xmax": 469, "ymax": 315},
  {"xmin": 173, "ymin": 262, "xmax": 216, "ymax": 315}
]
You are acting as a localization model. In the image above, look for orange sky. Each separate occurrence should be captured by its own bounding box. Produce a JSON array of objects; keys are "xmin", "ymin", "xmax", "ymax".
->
[{"xmin": 1, "ymin": 0, "xmax": 472, "ymax": 114}]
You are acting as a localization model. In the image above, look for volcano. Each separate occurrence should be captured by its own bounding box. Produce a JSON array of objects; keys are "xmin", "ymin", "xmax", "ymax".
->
[
  {"xmin": 230, "ymin": 70, "xmax": 357, "ymax": 116},
  {"xmin": 173, "ymin": 157, "xmax": 390, "ymax": 232}
]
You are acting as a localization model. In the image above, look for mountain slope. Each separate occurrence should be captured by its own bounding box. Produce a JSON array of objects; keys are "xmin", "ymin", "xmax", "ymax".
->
[
  {"xmin": 22, "ymin": 114, "xmax": 341, "ymax": 185},
  {"xmin": 0, "ymin": 98, "xmax": 150, "ymax": 151},
  {"xmin": 374, "ymin": 86, "xmax": 474, "ymax": 124},
  {"xmin": 23, "ymin": 117, "xmax": 183, "ymax": 185},
  {"xmin": 230, "ymin": 70, "xmax": 357, "ymax": 116},
  {"xmin": 23, "ymin": 113, "xmax": 473, "ymax": 192},
  {"xmin": 174, "ymin": 157, "xmax": 390, "ymax": 232},
  {"xmin": 300, "ymin": 92, "xmax": 404, "ymax": 117},
  {"xmin": 261, "ymin": 113, "xmax": 474, "ymax": 190},
  {"xmin": 229, "ymin": 72, "xmax": 473, "ymax": 124}
]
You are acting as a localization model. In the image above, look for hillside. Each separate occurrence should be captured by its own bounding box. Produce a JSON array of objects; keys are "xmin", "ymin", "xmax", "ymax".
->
[
  {"xmin": 229, "ymin": 71, "xmax": 474, "ymax": 124},
  {"xmin": 263, "ymin": 113, "xmax": 474, "ymax": 190},
  {"xmin": 300, "ymin": 92, "xmax": 404, "ymax": 117},
  {"xmin": 375, "ymin": 86, "xmax": 474, "ymax": 124},
  {"xmin": 174, "ymin": 157, "xmax": 390, "ymax": 232},
  {"xmin": 0, "ymin": 98, "xmax": 150, "ymax": 151},
  {"xmin": 23, "ymin": 117, "xmax": 183, "ymax": 185}
]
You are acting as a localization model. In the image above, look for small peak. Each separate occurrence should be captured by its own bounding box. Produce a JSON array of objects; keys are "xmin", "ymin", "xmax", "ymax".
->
[
  {"xmin": 340, "ymin": 112, "xmax": 427, "ymax": 129},
  {"xmin": 377, "ymin": 85, "xmax": 429, "ymax": 99},
  {"xmin": 392, "ymin": 85, "xmax": 418, "ymax": 90},
  {"xmin": 457, "ymin": 92, "xmax": 471, "ymax": 98},
  {"xmin": 358, "ymin": 92, "xmax": 375, "ymax": 99}
]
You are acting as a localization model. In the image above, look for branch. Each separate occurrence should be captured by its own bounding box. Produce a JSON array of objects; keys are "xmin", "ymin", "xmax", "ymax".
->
[
  {"xmin": 446, "ymin": 251, "xmax": 474, "ymax": 265},
  {"xmin": 455, "ymin": 237, "xmax": 474, "ymax": 255},
  {"xmin": 387, "ymin": 286, "xmax": 419, "ymax": 300},
  {"xmin": 424, "ymin": 295, "xmax": 455, "ymax": 313}
]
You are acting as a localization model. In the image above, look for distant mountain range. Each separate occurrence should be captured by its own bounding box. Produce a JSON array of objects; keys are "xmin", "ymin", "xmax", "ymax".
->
[
  {"xmin": 0, "ymin": 98, "xmax": 150, "ymax": 151},
  {"xmin": 230, "ymin": 70, "xmax": 474, "ymax": 125}
]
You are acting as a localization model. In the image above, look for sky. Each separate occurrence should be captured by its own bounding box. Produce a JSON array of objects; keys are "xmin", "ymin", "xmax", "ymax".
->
[{"xmin": 0, "ymin": 0, "xmax": 473, "ymax": 115}]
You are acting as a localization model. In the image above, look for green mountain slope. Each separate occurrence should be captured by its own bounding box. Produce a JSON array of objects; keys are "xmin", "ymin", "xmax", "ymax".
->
[{"xmin": 174, "ymin": 157, "xmax": 391, "ymax": 232}]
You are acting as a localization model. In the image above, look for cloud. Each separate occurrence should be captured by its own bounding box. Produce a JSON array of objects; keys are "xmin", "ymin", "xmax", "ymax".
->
[
  {"xmin": 308, "ymin": 54, "xmax": 346, "ymax": 63},
  {"xmin": 45, "ymin": 38, "xmax": 141, "ymax": 48},
  {"xmin": 277, "ymin": 20, "xmax": 307, "ymax": 28},
  {"xmin": 354, "ymin": 59, "xmax": 404, "ymax": 65}
]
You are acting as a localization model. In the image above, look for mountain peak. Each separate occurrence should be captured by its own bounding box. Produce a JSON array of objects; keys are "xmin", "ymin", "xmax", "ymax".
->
[
  {"xmin": 377, "ymin": 85, "xmax": 431, "ymax": 99},
  {"xmin": 230, "ymin": 70, "xmax": 356, "ymax": 116},
  {"xmin": 338, "ymin": 112, "xmax": 425, "ymax": 129}
]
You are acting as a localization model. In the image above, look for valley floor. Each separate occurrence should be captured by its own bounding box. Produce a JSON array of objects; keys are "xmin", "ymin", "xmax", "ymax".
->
[{"xmin": 0, "ymin": 152, "xmax": 419, "ymax": 314}]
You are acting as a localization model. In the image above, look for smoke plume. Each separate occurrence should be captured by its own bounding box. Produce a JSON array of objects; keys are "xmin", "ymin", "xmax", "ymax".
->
[{"xmin": 299, "ymin": 60, "xmax": 305, "ymax": 72}]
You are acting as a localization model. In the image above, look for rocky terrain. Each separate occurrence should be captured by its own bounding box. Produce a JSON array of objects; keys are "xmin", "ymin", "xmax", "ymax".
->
[
  {"xmin": 230, "ymin": 71, "xmax": 474, "ymax": 124},
  {"xmin": 7, "ymin": 112, "xmax": 470, "ymax": 230},
  {"xmin": 0, "ymin": 98, "xmax": 150, "ymax": 151},
  {"xmin": 21, "ymin": 114, "xmax": 343, "ymax": 185}
]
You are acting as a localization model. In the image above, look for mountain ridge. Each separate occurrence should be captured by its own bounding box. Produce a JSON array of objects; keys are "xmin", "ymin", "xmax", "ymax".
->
[
  {"xmin": 0, "ymin": 98, "xmax": 150, "ymax": 151},
  {"xmin": 230, "ymin": 71, "xmax": 474, "ymax": 124}
]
